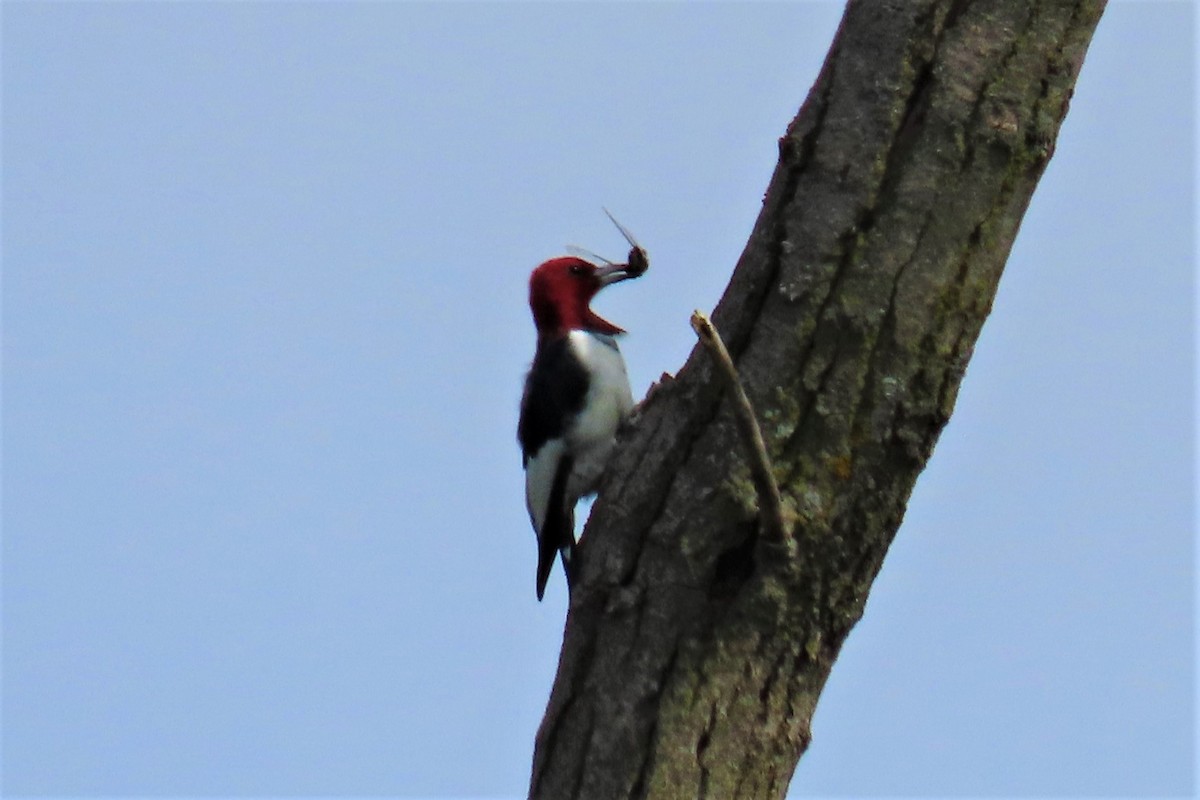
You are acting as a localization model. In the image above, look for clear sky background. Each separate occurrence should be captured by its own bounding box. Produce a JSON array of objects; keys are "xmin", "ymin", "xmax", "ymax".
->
[{"xmin": 1, "ymin": 1, "xmax": 1193, "ymax": 797}]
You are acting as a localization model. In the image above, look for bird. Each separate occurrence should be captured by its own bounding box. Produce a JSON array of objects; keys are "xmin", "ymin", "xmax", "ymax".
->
[{"xmin": 518, "ymin": 237, "xmax": 646, "ymax": 601}]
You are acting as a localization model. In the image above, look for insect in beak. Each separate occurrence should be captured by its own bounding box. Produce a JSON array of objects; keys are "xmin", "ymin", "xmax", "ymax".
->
[{"xmin": 604, "ymin": 208, "xmax": 648, "ymax": 278}]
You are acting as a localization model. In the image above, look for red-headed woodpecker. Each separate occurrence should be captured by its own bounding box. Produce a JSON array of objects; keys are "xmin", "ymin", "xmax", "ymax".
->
[{"xmin": 518, "ymin": 242, "xmax": 645, "ymax": 600}]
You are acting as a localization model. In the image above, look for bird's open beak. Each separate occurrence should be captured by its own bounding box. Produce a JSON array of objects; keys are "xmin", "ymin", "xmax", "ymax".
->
[
  {"xmin": 595, "ymin": 261, "xmax": 635, "ymax": 288},
  {"xmin": 595, "ymin": 246, "xmax": 648, "ymax": 287}
]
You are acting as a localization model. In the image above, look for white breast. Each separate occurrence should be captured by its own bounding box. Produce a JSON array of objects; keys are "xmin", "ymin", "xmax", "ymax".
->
[{"xmin": 564, "ymin": 330, "xmax": 634, "ymax": 498}]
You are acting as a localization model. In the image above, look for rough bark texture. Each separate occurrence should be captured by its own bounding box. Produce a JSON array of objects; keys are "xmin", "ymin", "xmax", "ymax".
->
[{"xmin": 530, "ymin": 1, "xmax": 1107, "ymax": 798}]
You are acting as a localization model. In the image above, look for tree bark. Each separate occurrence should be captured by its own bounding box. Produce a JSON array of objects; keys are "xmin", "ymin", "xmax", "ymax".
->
[{"xmin": 530, "ymin": 1, "xmax": 1107, "ymax": 798}]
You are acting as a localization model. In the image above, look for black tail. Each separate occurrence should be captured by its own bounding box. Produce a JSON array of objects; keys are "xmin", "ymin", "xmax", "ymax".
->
[{"xmin": 536, "ymin": 457, "xmax": 576, "ymax": 601}]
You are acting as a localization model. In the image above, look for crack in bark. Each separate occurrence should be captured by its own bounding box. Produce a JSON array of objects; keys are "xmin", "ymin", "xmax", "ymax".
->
[
  {"xmin": 715, "ymin": 55, "xmax": 839, "ymax": 368},
  {"xmin": 602, "ymin": 388, "xmax": 718, "ymax": 591},
  {"xmin": 925, "ymin": 221, "xmax": 985, "ymax": 418},
  {"xmin": 569, "ymin": 710, "xmax": 598, "ymax": 800},
  {"xmin": 846, "ymin": 0, "xmax": 1066, "ymax": 475},
  {"xmin": 532, "ymin": 605, "xmax": 607, "ymax": 796},
  {"xmin": 773, "ymin": 0, "xmax": 960, "ymax": 485},
  {"xmin": 871, "ymin": 1, "xmax": 950, "ymax": 212},
  {"xmin": 778, "ymin": 333, "xmax": 842, "ymax": 491},
  {"xmin": 604, "ymin": 404, "xmax": 667, "ymax": 501},
  {"xmin": 531, "ymin": 679, "xmax": 578, "ymax": 793},
  {"xmin": 695, "ymin": 700, "xmax": 720, "ymax": 799},
  {"xmin": 620, "ymin": 587, "xmax": 650, "ymax": 667},
  {"xmin": 627, "ymin": 642, "xmax": 680, "ymax": 800},
  {"xmin": 960, "ymin": 0, "xmax": 1039, "ymax": 166},
  {"xmin": 613, "ymin": 389, "xmax": 724, "ymax": 589},
  {"xmin": 849, "ymin": 206, "xmax": 937, "ymax": 448},
  {"xmin": 757, "ymin": 643, "xmax": 791, "ymax": 718}
]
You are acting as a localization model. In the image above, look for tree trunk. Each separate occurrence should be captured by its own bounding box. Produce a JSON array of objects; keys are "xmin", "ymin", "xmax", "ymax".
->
[{"xmin": 530, "ymin": 1, "xmax": 1107, "ymax": 798}]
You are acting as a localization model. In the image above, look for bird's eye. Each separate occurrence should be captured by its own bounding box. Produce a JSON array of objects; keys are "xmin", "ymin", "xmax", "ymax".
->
[{"xmin": 568, "ymin": 264, "xmax": 587, "ymax": 276}]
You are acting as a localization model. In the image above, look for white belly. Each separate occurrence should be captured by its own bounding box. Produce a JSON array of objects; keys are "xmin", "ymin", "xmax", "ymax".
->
[{"xmin": 564, "ymin": 330, "xmax": 633, "ymax": 497}]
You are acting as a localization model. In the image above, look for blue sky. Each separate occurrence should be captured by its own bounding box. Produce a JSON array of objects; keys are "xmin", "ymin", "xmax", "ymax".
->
[{"xmin": 2, "ymin": 2, "xmax": 1193, "ymax": 797}]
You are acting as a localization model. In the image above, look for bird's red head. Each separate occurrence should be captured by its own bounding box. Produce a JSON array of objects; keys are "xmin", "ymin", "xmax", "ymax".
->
[{"xmin": 528, "ymin": 256, "xmax": 635, "ymax": 339}]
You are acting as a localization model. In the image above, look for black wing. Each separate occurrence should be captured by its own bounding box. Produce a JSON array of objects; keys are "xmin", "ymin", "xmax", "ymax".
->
[
  {"xmin": 536, "ymin": 454, "xmax": 576, "ymax": 601},
  {"xmin": 518, "ymin": 336, "xmax": 589, "ymax": 466}
]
